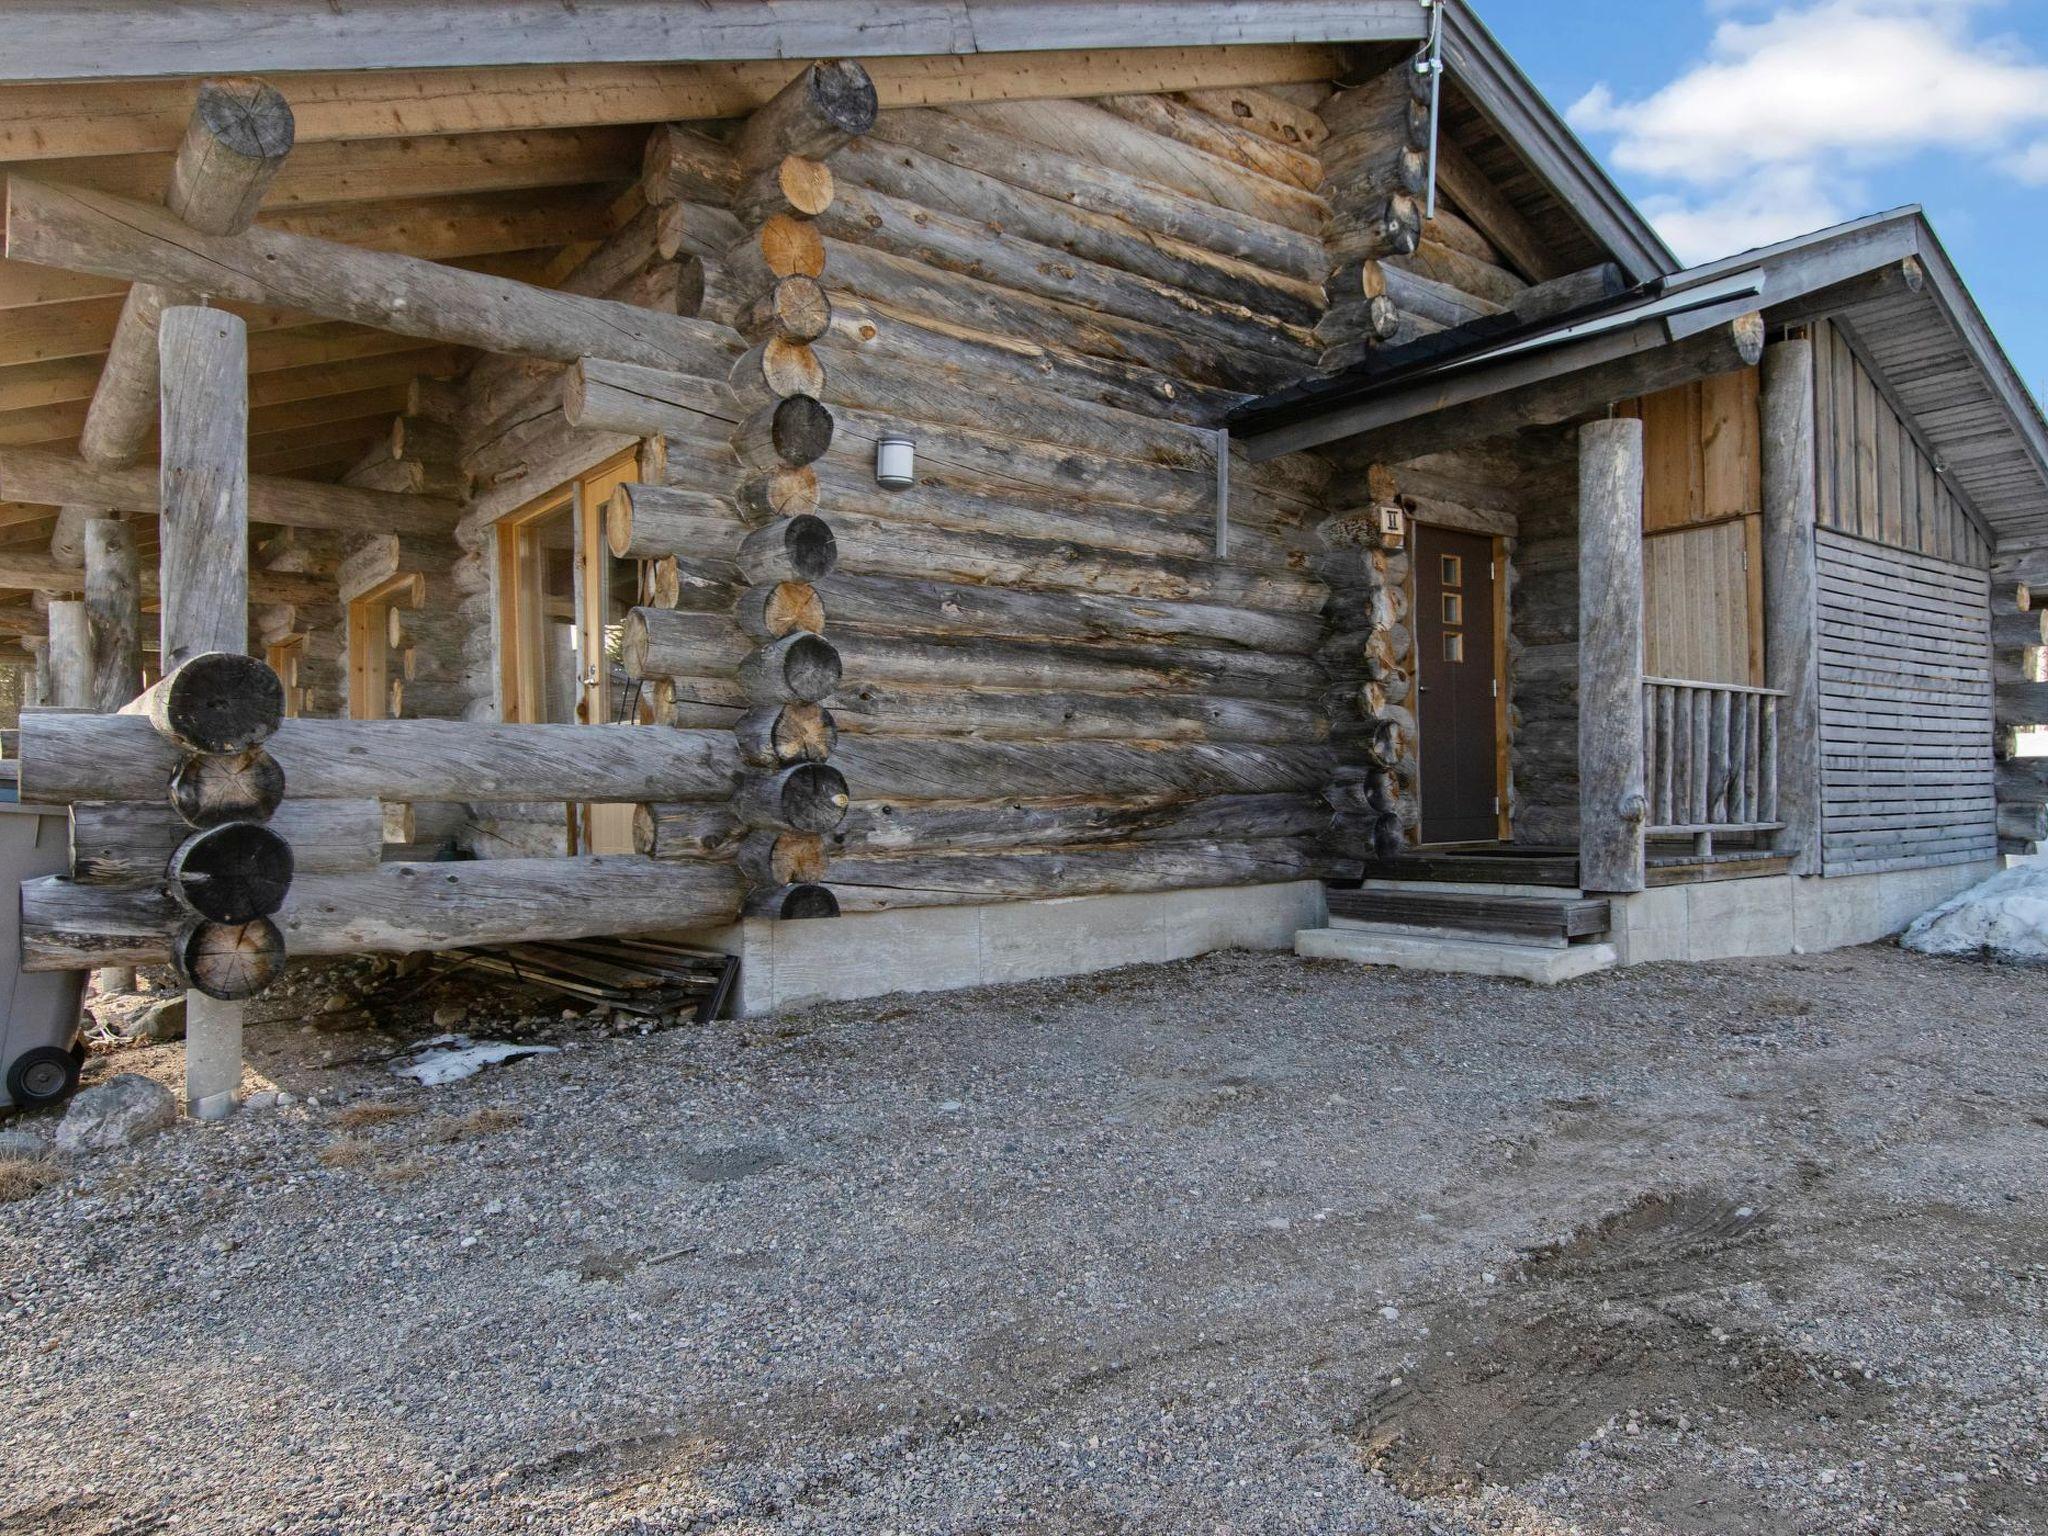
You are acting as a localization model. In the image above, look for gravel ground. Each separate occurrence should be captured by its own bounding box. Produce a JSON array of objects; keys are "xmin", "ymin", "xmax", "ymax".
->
[{"xmin": 2, "ymin": 941, "xmax": 2044, "ymax": 1534}]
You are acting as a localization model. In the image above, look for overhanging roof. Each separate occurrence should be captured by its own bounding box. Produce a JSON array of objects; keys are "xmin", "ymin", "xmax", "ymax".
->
[
  {"xmin": 1231, "ymin": 210, "xmax": 2048, "ymax": 551},
  {"xmin": 0, "ymin": 1, "xmax": 1430, "ymax": 80},
  {"xmin": 1441, "ymin": 4, "xmax": 1677, "ymax": 285}
]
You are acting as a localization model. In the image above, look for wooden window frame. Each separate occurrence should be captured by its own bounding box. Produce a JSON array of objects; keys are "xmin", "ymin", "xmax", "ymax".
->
[
  {"xmin": 266, "ymin": 633, "xmax": 306, "ymax": 718},
  {"xmin": 347, "ymin": 572, "xmax": 421, "ymax": 720}
]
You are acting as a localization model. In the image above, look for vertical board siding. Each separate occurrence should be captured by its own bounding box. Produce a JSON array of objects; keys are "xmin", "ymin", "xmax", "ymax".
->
[
  {"xmin": 1815, "ymin": 527, "xmax": 1996, "ymax": 875},
  {"xmin": 1813, "ymin": 321, "xmax": 1990, "ymax": 567},
  {"xmin": 1644, "ymin": 518, "xmax": 1755, "ymax": 686}
]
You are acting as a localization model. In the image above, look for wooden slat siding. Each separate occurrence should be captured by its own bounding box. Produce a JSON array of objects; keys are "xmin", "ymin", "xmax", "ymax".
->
[
  {"xmin": 1815, "ymin": 526, "xmax": 1996, "ymax": 876},
  {"xmin": 1628, "ymin": 368, "xmax": 1764, "ymax": 687},
  {"xmin": 1811, "ymin": 320, "xmax": 1991, "ymax": 568}
]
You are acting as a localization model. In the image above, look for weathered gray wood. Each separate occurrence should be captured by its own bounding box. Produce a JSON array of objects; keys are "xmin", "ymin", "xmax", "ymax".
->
[
  {"xmin": 170, "ymin": 748, "xmax": 285, "ymax": 828},
  {"xmin": 1283, "ymin": 315, "xmax": 1769, "ymax": 466},
  {"xmin": 82, "ymin": 518, "xmax": 142, "ymax": 714},
  {"xmin": 1577, "ymin": 418, "xmax": 1647, "ymax": 893},
  {"xmin": 831, "ymin": 738, "xmax": 1329, "ymax": 800},
  {"xmin": 157, "ymin": 307, "xmax": 249, "ymax": 668},
  {"xmin": 6, "ymin": 177, "xmax": 743, "ymax": 377},
  {"xmin": 22, "ymin": 856, "xmax": 746, "ymax": 970},
  {"xmin": 829, "ymin": 792, "xmax": 1329, "ymax": 853},
  {"xmin": 119, "ymin": 651, "xmax": 284, "ymax": 753},
  {"xmin": 734, "ymin": 59, "xmax": 878, "ymax": 173},
  {"xmin": 0, "ymin": 448, "xmax": 460, "ymax": 538},
  {"xmin": 19, "ymin": 714, "xmax": 744, "ymax": 804},
  {"xmin": 828, "ymin": 840, "xmax": 1339, "ymax": 910},
  {"xmin": 734, "ymin": 763, "xmax": 851, "ymax": 833},
  {"xmin": 45, "ymin": 600, "xmax": 91, "ymax": 709},
  {"xmin": 829, "ymin": 133, "xmax": 1322, "ymax": 326},
  {"xmin": 605, "ymin": 482, "xmax": 742, "ymax": 561},
  {"xmin": 79, "ymin": 79, "xmax": 295, "ymax": 474},
  {"xmin": 71, "ymin": 797, "xmax": 382, "ymax": 884},
  {"xmin": 0, "ymin": 546, "xmax": 326, "ymax": 608},
  {"xmin": 733, "ymin": 702, "xmax": 837, "ymax": 766},
  {"xmin": 1762, "ymin": 340, "xmax": 1824, "ymax": 875},
  {"xmin": 0, "ymin": 4, "xmax": 1418, "ymax": 79},
  {"xmin": 165, "ymin": 821, "xmax": 295, "ymax": 923}
]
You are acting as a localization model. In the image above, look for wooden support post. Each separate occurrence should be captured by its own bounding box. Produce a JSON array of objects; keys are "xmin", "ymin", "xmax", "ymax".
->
[
  {"xmin": 45, "ymin": 600, "xmax": 91, "ymax": 708},
  {"xmin": 83, "ymin": 518, "xmax": 142, "ymax": 713},
  {"xmin": 1761, "ymin": 339, "xmax": 1824, "ymax": 876},
  {"xmin": 159, "ymin": 304, "xmax": 255, "ymax": 1118},
  {"xmin": 159, "ymin": 308, "xmax": 250, "ymax": 667},
  {"xmin": 1577, "ymin": 418, "xmax": 1647, "ymax": 894},
  {"xmin": 84, "ymin": 515, "xmax": 145, "ymax": 997}
]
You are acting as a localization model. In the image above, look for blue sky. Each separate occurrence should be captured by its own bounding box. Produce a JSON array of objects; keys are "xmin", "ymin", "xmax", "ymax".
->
[{"xmin": 1471, "ymin": 0, "xmax": 2048, "ymax": 397}]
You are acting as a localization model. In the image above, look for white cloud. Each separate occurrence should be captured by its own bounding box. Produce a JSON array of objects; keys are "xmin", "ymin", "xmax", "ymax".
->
[{"xmin": 1565, "ymin": 0, "xmax": 2048, "ymax": 262}]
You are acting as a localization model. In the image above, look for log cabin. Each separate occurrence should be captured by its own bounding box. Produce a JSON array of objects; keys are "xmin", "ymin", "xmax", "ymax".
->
[{"xmin": 0, "ymin": 2, "xmax": 2042, "ymax": 1111}]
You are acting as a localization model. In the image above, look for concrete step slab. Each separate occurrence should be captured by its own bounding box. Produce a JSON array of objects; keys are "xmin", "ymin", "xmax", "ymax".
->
[{"xmin": 1295, "ymin": 925, "xmax": 1620, "ymax": 984}]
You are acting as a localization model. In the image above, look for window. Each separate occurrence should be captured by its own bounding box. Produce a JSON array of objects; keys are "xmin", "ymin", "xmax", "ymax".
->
[
  {"xmin": 1443, "ymin": 633, "xmax": 1465, "ymax": 663},
  {"xmin": 1440, "ymin": 554, "xmax": 1463, "ymax": 586},
  {"xmin": 266, "ymin": 634, "xmax": 305, "ymax": 718},
  {"xmin": 494, "ymin": 450, "xmax": 645, "ymax": 852},
  {"xmin": 1441, "ymin": 593, "xmax": 1463, "ymax": 626},
  {"xmin": 347, "ymin": 573, "xmax": 421, "ymax": 720}
]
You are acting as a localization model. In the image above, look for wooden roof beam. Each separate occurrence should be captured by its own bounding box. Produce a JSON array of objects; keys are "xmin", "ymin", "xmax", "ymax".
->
[
  {"xmin": 1319, "ymin": 313, "xmax": 1767, "ymax": 469},
  {"xmin": 6, "ymin": 176, "xmax": 741, "ymax": 376},
  {"xmin": 0, "ymin": 445, "xmax": 461, "ymax": 537}
]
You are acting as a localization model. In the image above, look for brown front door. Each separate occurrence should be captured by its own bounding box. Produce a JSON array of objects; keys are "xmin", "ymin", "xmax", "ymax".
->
[{"xmin": 1414, "ymin": 524, "xmax": 1500, "ymax": 845}]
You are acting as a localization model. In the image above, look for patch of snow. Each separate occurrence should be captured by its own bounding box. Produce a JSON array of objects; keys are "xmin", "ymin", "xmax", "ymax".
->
[
  {"xmin": 391, "ymin": 1036, "xmax": 559, "ymax": 1087},
  {"xmin": 1901, "ymin": 865, "xmax": 2048, "ymax": 965}
]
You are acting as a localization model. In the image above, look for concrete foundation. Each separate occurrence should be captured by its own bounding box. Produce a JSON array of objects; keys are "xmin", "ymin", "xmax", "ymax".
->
[
  {"xmin": 1609, "ymin": 860, "xmax": 2000, "ymax": 965},
  {"xmin": 692, "ymin": 880, "xmax": 1329, "ymax": 1017},
  {"xmin": 1295, "ymin": 924, "xmax": 1619, "ymax": 983}
]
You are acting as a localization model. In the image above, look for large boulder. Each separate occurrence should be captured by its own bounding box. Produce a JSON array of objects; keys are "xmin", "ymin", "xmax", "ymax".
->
[
  {"xmin": 54, "ymin": 1074, "xmax": 177, "ymax": 1153},
  {"xmin": 1902, "ymin": 864, "xmax": 2048, "ymax": 964}
]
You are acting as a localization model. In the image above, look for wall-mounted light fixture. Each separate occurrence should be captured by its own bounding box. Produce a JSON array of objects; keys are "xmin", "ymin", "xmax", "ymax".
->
[{"xmin": 876, "ymin": 435, "xmax": 915, "ymax": 490}]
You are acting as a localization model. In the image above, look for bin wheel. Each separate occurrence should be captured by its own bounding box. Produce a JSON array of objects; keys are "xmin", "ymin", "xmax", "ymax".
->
[{"xmin": 7, "ymin": 1046, "xmax": 81, "ymax": 1108}]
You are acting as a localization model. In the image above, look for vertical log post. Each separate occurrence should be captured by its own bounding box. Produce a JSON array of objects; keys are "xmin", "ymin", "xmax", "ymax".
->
[
  {"xmin": 1577, "ymin": 417, "xmax": 1647, "ymax": 894},
  {"xmin": 85, "ymin": 515, "xmax": 145, "ymax": 995},
  {"xmin": 161, "ymin": 305, "xmax": 254, "ymax": 1118},
  {"xmin": 45, "ymin": 599, "xmax": 91, "ymax": 708},
  {"xmin": 1760, "ymin": 339, "xmax": 1824, "ymax": 876}
]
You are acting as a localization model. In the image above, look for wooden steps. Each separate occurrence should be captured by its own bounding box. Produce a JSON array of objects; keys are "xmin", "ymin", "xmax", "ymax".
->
[
  {"xmin": 1326, "ymin": 887, "xmax": 1612, "ymax": 943},
  {"xmin": 1357, "ymin": 847, "xmax": 1581, "ymax": 887}
]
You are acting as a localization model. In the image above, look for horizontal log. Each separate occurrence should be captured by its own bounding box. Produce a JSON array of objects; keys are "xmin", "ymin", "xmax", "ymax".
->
[
  {"xmin": 830, "ymin": 631, "xmax": 1320, "ymax": 703},
  {"xmin": 815, "ymin": 181, "xmax": 1317, "ymax": 364},
  {"xmin": 829, "ymin": 792, "xmax": 1330, "ymax": 854},
  {"xmin": 827, "ymin": 839, "xmax": 1341, "ymax": 910},
  {"xmin": 828, "ymin": 135, "xmax": 1321, "ymax": 326},
  {"xmin": 640, "ymin": 123, "xmax": 740, "ymax": 208},
  {"xmin": 0, "ymin": 549, "xmax": 328, "ymax": 607},
  {"xmin": 606, "ymin": 481, "xmax": 740, "ymax": 560},
  {"xmin": 21, "ymin": 856, "xmax": 746, "ymax": 970},
  {"xmin": 19, "ymin": 714, "xmax": 743, "ymax": 803},
  {"xmin": 867, "ymin": 106, "xmax": 1325, "ymax": 282},
  {"xmin": 0, "ymin": 446, "xmax": 461, "ymax": 539},
  {"xmin": 1997, "ymin": 681, "xmax": 2048, "ymax": 726},
  {"xmin": 734, "ymin": 762, "xmax": 851, "ymax": 833},
  {"xmin": 70, "ymin": 797, "xmax": 383, "ymax": 883},
  {"xmin": 735, "ymin": 59, "xmax": 879, "ymax": 174},
  {"xmin": 5, "ymin": 176, "xmax": 743, "ymax": 376},
  {"xmin": 814, "ymin": 572, "xmax": 1321, "ymax": 653},
  {"xmin": 831, "ymin": 738, "xmax": 1331, "ymax": 800},
  {"xmin": 1997, "ymin": 800, "xmax": 2047, "ymax": 843},
  {"xmin": 829, "ymin": 683, "xmax": 1324, "ymax": 744}
]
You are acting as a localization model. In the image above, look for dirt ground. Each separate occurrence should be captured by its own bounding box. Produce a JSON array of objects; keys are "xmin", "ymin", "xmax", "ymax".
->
[{"xmin": 1, "ymin": 941, "xmax": 2044, "ymax": 1534}]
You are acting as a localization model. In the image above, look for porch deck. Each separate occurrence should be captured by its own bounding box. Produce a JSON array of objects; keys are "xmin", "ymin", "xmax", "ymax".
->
[{"xmin": 1355, "ymin": 840, "xmax": 1797, "ymax": 890}]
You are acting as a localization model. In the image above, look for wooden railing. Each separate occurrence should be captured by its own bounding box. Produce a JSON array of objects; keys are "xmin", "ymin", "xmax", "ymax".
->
[{"xmin": 1642, "ymin": 677, "xmax": 1787, "ymax": 855}]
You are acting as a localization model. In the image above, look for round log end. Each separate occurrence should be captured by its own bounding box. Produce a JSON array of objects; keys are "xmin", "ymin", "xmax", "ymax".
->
[
  {"xmin": 735, "ymin": 702, "xmax": 838, "ymax": 767},
  {"xmin": 777, "ymin": 155, "xmax": 836, "ymax": 216},
  {"xmin": 170, "ymin": 747, "xmax": 286, "ymax": 829},
  {"xmin": 763, "ymin": 275, "xmax": 832, "ymax": 343},
  {"xmin": 1732, "ymin": 311, "xmax": 1767, "ymax": 365},
  {"xmin": 768, "ymin": 395, "xmax": 834, "ymax": 467},
  {"xmin": 759, "ymin": 212, "xmax": 827, "ymax": 280},
  {"xmin": 738, "ymin": 466, "xmax": 821, "ymax": 522},
  {"xmin": 605, "ymin": 484, "xmax": 637, "ymax": 559},
  {"xmin": 194, "ymin": 78, "xmax": 297, "ymax": 161},
  {"xmin": 812, "ymin": 59, "xmax": 880, "ymax": 136},
  {"xmin": 773, "ymin": 632, "xmax": 842, "ymax": 703},
  {"xmin": 738, "ymin": 514, "xmax": 836, "ymax": 583},
  {"xmin": 749, "ymin": 882, "xmax": 841, "ymax": 921},
  {"xmin": 159, "ymin": 651, "xmax": 287, "ymax": 753},
  {"xmin": 773, "ymin": 762, "xmax": 851, "ymax": 833},
  {"xmin": 173, "ymin": 915, "xmax": 286, "ymax": 1001},
  {"xmin": 168, "ymin": 820, "xmax": 295, "ymax": 923},
  {"xmin": 618, "ymin": 609, "xmax": 652, "ymax": 679}
]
